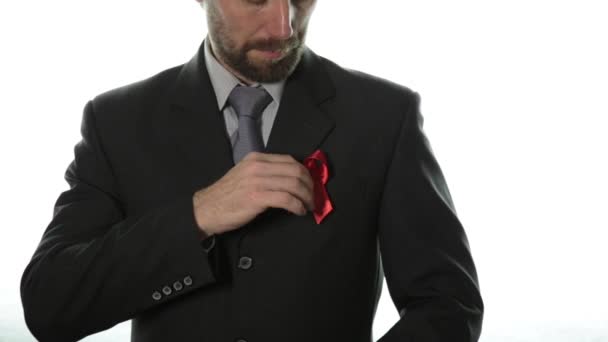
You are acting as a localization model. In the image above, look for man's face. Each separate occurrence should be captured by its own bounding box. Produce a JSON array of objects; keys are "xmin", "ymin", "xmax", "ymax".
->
[{"xmin": 200, "ymin": 0, "xmax": 317, "ymax": 83}]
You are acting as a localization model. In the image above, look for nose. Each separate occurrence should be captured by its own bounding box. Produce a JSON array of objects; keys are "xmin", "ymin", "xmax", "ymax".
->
[{"xmin": 265, "ymin": 0, "xmax": 294, "ymax": 40}]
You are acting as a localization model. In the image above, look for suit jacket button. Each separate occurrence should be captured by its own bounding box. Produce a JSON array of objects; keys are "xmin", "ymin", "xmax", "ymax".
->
[
  {"xmin": 173, "ymin": 281, "xmax": 183, "ymax": 291},
  {"xmin": 183, "ymin": 276, "xmax": 193, "ymax": 286},
  {"xmin": 162, "ymin": 285, "xmax": 172, "ymax": 295},
  {"xmin": 238, "ymin": 256, "xmax": 253, "ymax": 270},
  {"xmin": 152, "ymin": 291, "xmax": 162, "ymax": 301}
]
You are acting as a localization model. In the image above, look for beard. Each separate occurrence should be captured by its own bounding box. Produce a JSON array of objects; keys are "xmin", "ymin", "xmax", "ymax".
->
[{"xmin": 206, "ymin": 4, "xmax": 308, "ymax": 83}]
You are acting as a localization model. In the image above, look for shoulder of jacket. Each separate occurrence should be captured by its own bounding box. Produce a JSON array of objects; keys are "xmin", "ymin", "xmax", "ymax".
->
[
  {"xmin": 89, "ymin": 64, "xmax": 183, "ymax": 114},
  {"xmin": 316, "ymin": 55, "xmax": 418, "ymax": 103}
]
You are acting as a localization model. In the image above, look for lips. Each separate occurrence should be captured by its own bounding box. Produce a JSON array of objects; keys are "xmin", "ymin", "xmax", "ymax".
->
[{"xmin": 257, "ymin": 49, "xmax": 284, "ymax": 59}]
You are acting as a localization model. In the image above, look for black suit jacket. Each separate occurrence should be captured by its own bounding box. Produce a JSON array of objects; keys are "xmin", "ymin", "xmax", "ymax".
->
[{"xmin": 21, "ymin": 41, "xmax": 483, "ymax": 342}]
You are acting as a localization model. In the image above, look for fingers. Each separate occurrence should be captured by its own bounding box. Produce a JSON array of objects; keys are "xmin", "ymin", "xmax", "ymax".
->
[
  {"xmin": 241, "ymin": 151, "xmax": 297, "ymax": 164},
  {"xmin": 238, "ymin": 152, "xmax": 316, "ymax": 213},
  {"xmin": 240, "ymin": 152, "xmax": 314, "ymax": 196},
  {"xmin": 257, "ymin": 190, "xmax": 309, "ymax": 216},
  {"xmin": 254, "ymin": 175, "xmax": 315, "ymax": 211}
]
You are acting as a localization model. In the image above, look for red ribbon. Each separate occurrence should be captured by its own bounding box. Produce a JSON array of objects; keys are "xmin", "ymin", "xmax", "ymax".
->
[{"xmin": 303, "ymin": 149, "xmax": 333, "ymax": 224}]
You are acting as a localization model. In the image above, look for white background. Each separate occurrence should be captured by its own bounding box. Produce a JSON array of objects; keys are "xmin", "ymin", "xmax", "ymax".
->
[{"xmin": 1, "ymin": 0, "xmax": 607, "ymax": 341}]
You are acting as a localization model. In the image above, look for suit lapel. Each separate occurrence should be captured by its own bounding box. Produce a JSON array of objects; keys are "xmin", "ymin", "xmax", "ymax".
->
[
  {"xmin": 160, "ymin": 42, "xmax": 235, "ymax": 187},
  {"xmin": 157, "ymin": 42, "xmax": 336, "ymax": 189},
  {"xmin": 265, "ymin": 47, "xmax": 336, "ymax": 161}
]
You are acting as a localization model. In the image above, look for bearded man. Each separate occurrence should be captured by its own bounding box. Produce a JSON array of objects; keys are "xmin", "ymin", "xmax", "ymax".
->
[{"xmin": 21, "ymin": 1, "xmax": 484, "ymax": 341}]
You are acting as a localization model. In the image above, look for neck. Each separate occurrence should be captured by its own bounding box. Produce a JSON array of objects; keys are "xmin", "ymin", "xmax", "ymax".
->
[{"xmin": 208, "ymin": 40, "xmax": 256, "ymax": 86}]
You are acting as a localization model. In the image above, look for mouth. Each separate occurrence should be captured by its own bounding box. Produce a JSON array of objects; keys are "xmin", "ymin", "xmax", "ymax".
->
[{"xmin": 255, "ymin": 48, "xmax": 286, "ymax": 60}]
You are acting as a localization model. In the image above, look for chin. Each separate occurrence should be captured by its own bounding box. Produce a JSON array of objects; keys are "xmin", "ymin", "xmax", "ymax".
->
[{"xmin": 238, "ymin": 48, "xmax": 301, "ymax": 83}]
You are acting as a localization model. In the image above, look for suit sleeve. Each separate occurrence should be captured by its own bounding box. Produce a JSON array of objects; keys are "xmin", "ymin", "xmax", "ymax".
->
[
  {"xmin": 20, "ymin": 100, "xmax": 225, "ymax": 342},
  {"xmin": 376, "ymin": 93, "xmax": 484, "ymax": 342}
]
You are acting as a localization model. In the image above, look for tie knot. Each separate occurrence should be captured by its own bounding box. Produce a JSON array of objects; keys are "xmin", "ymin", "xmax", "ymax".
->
[{"xmin": 227, "ymin": 85, "xmax": 273, "ymax": 120}]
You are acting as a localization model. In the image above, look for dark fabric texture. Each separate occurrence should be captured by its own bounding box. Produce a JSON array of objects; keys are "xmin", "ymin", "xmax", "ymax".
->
[{"xmin": 21, "ymin": 40, "xmax": 484, "ymax": 342}]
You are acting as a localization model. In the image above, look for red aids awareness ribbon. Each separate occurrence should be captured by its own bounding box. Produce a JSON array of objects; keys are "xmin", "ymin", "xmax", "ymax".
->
[{"xmin": 303, "ymin": 149, "xmax": 333, "ymax": 224}]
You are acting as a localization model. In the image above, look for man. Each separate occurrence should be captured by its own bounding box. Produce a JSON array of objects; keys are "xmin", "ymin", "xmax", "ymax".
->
[{"xmin": 21, "ymin": 0, "xmax": 484, "ymax": 341}]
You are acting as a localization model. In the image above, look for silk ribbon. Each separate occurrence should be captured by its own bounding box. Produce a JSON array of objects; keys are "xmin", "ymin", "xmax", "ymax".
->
[{"xmin": 303, "ymin": 149, "xmax": 333, "ymax": 224}]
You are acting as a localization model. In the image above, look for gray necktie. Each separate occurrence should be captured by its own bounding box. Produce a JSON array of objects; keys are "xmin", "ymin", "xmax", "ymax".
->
[{"xmin": 228, "ymin": 85, "xmax": 273, "ymax": 164}]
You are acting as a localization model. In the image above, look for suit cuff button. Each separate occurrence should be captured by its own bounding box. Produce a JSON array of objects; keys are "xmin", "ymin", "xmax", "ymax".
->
[
  {"xmin": 173, "ymin": 280, "xmax": 183, "ymax": 291},
  {"xmin": 162, "ymin": 285, "xmax": 172, "ymax": 296}
]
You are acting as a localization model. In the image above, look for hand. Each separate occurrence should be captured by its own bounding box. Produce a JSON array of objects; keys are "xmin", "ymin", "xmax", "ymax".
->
[{"xmin": 192, "ymin": 152, "xmax": 315, "ymax": 236}]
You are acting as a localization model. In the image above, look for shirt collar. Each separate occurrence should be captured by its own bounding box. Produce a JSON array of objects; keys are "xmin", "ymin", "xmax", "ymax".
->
[{"xmin": 203, "ymin": 37, "xmax": 285, "ymax": 111}]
